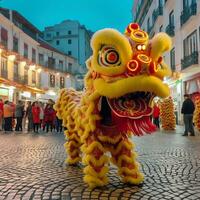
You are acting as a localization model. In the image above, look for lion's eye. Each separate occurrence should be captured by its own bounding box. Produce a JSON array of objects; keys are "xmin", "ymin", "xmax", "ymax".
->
[
  {"xmin": 142, "ymin": 44, "xmax": 146, "ymax": 50},
  {"xmin": 98, "ymin": 46, "xmax": 121, "ymax": 67},
  {"xmin": 136, "ymin": 45, "xmax": 142, "ymax": 51}
]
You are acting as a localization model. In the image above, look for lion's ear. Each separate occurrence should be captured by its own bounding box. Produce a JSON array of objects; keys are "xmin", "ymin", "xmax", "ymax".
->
[{"xmin": 149, "ymin": 32, "xmax": 172, "ymax": 61}]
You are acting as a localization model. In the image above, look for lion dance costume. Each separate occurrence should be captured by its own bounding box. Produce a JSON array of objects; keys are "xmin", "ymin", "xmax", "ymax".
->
[{"xmin": 54, "ymin": 23, "xmax": 172, "ymax": 188}]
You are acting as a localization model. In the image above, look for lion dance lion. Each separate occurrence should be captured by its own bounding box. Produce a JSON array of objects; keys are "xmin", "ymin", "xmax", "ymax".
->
[{"xmin": 54, "ymin": 23, "xmax": 172, "ymax": 188}]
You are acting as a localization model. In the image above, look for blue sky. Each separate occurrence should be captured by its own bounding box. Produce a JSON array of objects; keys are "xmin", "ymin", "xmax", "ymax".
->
[{"xmin": 0, "ymin": 0, "xmax": 134, "ymax": 33}]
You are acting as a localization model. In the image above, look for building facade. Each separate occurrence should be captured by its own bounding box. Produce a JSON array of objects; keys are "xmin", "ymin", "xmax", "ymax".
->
[
  {"xmin": 132, "ymin": 0, "xmax": 200, "ymax": 123},
  {"xmin": 0, "ymin": 8, "xmax": 78, "ymax": 102},
  {"xmin": 43, "ymin": 20, "xmax": 92, "ymax": 73}
]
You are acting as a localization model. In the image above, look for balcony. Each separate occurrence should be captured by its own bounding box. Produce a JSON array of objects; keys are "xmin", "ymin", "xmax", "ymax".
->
[
  {"xmin": 1, "ymin": 70, "xmax": 8, "ymax": 79},
  {"xmin": 181, "ymin": 51, "xmax": 198, "ymax": 69},
  {"xmin": 13, "ymin": 75, "xmax": 28, "ymax": 85},
  {"xmin": 165, "ymin": 24, "xmax": 175, "ymax": 37},
  {"xmin": 152, "ymin": 5, "xmax": 163, "ymax": 24},
  {"xmin": 180, "ymin": 3, "xmax": 197, "ymax": 26}
]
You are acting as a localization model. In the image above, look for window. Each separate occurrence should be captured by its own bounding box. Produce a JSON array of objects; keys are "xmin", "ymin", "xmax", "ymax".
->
[
  {"xmin": 183, "ymin": 30, "xmax": 198, "ymax": 57},
  {"xmin": 1, "ymin": 27, "xmax": 8, "ymax": 48},
  {"xmin": 32, "ymin": 70, "xmax": 36, "ymax": 84},
  {"xmin": 49, "ymin": 74, "xmax": 55, "ymax": 87},
  {"xmin": 13, "ymin": 36, "xmax": 18, "ymax": 52},
  {"xmin": 13, "ymin": 62, "xmax": 19, "ymax": 81},
  {"xmin": 24, "ymin": 43, "xmax": 28, "ymax": 58},
  {"xmin": 169, "ymin": 10, "xmax": 174, "ymax": 26},
  {"xmin": 68, "ymin": 30, "xmax": 71, "ymax": 35},
  {"xmin": 183, "ymin": 0, "xmax": 189, "ymax": 9},
  {"xmin": 60, "ymin": 77, "xmax": 65, "ymax": 88},
  {"xmin": 39, "ymin": 54, "xmax": 44, "ymax": 65},
  {"xmin": 68, "ymin": 39, "xmax": 72, "ymax": 44},
  {"xmin": 68, "ymin": 51, "xmax": 72, "ymax": 55},
  {"xmin": 159, "ymin": 0, "xmax": 163, "ymax": 7},
  {"xmin": 147, "ymin": 18, "xmax": 150, "ymax": 32},
  {"xmin": 48, "ymin": 57, "xmax": 55, "ymax": 68},
  {"xmin": 159, "ymin": 25, "xmax": 163, "ymax": 32},
  {"xmin": 56, "ymin": 32, "xmax": 59, "ymax": 36},
  {"xmin": 56, "ymin": 40, "xmax": 60, "ymax": 45},
  {"xmin": 46, "ymin": 33, "xmax": 51, "ymax": 37},
  {"xmin": 68, "ymin": 62, "xmax": 72, "ymax": 72},
  {"xmin": 1, "ymin": 57, "xmax": 7, "ymax": 78},
  {"xmin": 32, "ymin": 48, "xmax": 36, "ymax": 63},
  {"xmin": 170, "ymin": 47, "xmax": 175, "ymax": 71},
  {"xmin": 59, "ymin": 60, "xmax": 63, "ymax": 70},
  {"xmin": 24, "ymin": 67, "xmax": 28, "ymax": 84}
]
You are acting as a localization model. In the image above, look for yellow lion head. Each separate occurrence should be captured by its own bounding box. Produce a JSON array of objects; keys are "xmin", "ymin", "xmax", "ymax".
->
[{"xmin": 84, "ymin": 23, "xmax": 172, "ymax": 135}]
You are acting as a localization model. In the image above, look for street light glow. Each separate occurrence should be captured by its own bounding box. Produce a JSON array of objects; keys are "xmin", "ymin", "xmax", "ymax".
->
[
  {"xmin": 30, "ymin": 65, "xmax": 36, "ymax": 70},
  {"xmin": 8, "ymin": 55, "xmax": 16, "ymax": 61},
  {"xmin": 37, "ymin": 68, "xmax": 42, "ymax": 73}
]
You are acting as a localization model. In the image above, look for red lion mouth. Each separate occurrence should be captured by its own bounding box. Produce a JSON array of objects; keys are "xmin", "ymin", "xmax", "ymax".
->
[{"xmin": 98, "ymin": 92, "xmax": 156, "ymax": 136}]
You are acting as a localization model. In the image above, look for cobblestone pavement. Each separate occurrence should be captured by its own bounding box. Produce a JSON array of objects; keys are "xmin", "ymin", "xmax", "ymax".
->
[{"xmin": 0, "ymin": 127, "xmax": 200, "ymax": 200}]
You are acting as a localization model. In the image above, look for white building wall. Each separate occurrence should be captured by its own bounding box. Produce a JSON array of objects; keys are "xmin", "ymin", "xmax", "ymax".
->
[{"xmin": 133, "ymin": 0, "xmax": 200, "ymax": 124}]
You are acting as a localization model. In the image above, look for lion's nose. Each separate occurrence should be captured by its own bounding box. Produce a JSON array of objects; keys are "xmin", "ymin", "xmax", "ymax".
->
[{"xmin": 126, "ymin": 54, "xmax": 157, "ymax": 76}]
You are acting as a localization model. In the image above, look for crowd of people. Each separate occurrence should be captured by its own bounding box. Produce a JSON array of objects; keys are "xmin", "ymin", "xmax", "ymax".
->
[
  {"xmin": 0, "ymin": 99, "xmax": 63, "ymax": 133},
  {"xmin": 0, "ymin": 94, "xmax": 196, "ymax": 136}
]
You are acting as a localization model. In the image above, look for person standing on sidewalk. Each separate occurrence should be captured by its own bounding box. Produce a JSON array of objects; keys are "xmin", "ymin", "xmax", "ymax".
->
[
  {"xmin": 3, "ymin": 101, "xmax": 14, "ymax": 132},
  {"xmin": 32, "ymin": 101, "xmax": 40, "ymax": 133},
  {"xmin": 0, "ymin": 99, "xmax": 4, "ymax": 131},
  {"xmin": 181, "ymin": 94, "xmax": 195, "ymax": 136},
  {"xmin": 153, "ymin": 102, "xmax": 160, "ymax": 129},
  {"xmin": 15, "ymin": 100, "xmax": 24, "ymax": 131},
  {"xmin": 26, "ymin": 101, "xmax": 33, "ymax": 132}
]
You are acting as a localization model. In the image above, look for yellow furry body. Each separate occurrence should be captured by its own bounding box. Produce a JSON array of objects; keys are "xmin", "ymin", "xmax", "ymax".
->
[{"xmin": 54, "ymin": 23, "xmax": 172, "ymax": 188}]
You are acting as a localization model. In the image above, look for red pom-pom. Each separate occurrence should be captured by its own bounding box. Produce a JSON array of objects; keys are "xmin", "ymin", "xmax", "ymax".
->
[{"xmin": 130, "ymin": 23, "xmax": 139, "ymax": 30}]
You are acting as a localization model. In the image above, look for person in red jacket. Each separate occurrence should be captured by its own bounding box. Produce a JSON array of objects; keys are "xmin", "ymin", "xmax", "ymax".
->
[
  {"xmin": 43, "ymin": 103, "xmax": 56, "ymax": 132},
  {"xmin": 153, "ymin": 102, "xmax": 160, "ymax": 129},
  {"xmin": 32, "ymin": 101, "xmax": 40, "ymax": 133}
]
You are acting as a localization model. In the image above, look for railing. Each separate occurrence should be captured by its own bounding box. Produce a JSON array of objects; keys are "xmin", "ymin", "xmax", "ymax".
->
[
  {"xmin": 68, "ymin": 67, "xmax": 78, "ymax": 76},
  {"xmin": 1, "ymin": 40, "xmax": 8, "ymax": 49},
  {"xmin": 152, "ymin": 5, "xmax": 163, "ymax": 24},
  {"xmin": 13, "ymin": 75, "xmax": 28, "ymax": 84},
  {"xmin": 171, "ymin": 64, "xmax": 176, "ymax": 71},
  {"xmin": 1, "ymin": 70, "xmax": 8, "ymax": 79},
  {"xmin": 180, "ymin": 3, "xmax": 197, "ymax": 26},
  {"xmin": 181, "ymin": 51, "xmax": 198, "ymax": 69},
  {"xmin": 165, "ymin": 24, "xmax": 175, "ymax": 36}
]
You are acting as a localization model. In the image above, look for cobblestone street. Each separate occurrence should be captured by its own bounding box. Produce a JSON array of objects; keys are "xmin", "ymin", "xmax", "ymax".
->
[{"xmin": 0, "ymin": 128, "xmax": 200, "ymax": 200}]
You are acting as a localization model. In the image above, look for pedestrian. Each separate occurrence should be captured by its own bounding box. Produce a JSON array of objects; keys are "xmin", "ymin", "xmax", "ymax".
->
[
  {"xmin": 181, "ymin": 94, "xmax": 195, "ymax": 136},
  {"xmin": 39, "ymin": 102, "xmax": 44, "ymax": 130},
  {"xmin": 56, "ymin": 115, "xmax": 63, "ymax": 133},
  {"xmin": 3, "ymin": 101, "xmax": 14, "ymax": 132},
  {"xmin": 153, "ymin": 102, "xmax": 160, "ymax": 129},
  {"xmin": 0, "ymin": 99, "xmax": 3, "ymax": 131},
  {"xmin": 10, "ymin": 102, "xmax": 16, "ymax": 130},
  {"xmin": 15, "ymin": 100, "xmax": 24, "ymax": 131},
  {"xmin": 32, "ymin": 101, "xmax": 40, "ymax": 133},
  {"xmin": 44, "ymin": 103, "xmax": 56, "ymax": 133},
  {"xmin": 26, "ymin": 101, "xmax": 33, "ymax": 132}
]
